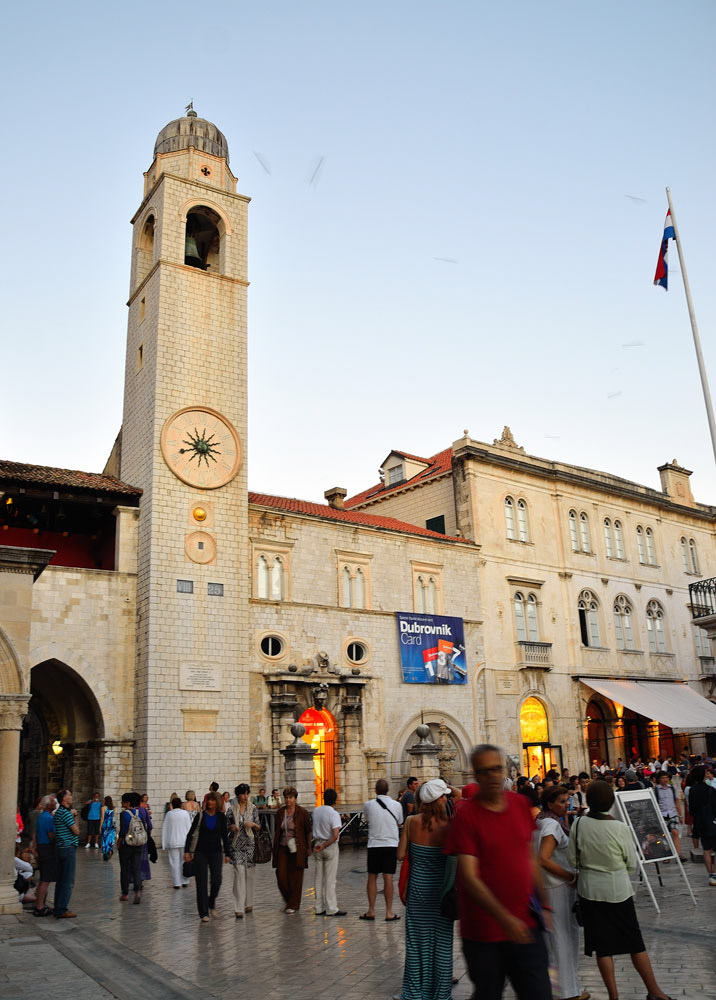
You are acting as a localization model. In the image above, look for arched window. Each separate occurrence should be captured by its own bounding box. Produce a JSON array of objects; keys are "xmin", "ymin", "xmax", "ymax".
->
[
  {"xmin": 689, "ymin": 538, "xmax": 699, "ymax": 574},
  {"xmin": 517, "ymin": 499, "xmax": 529, "ymax": 542},
  {"xmin": 645, "ymin": 527, "xmax": 656, "ymax": 565},
  {"xmin": 514, "ymin": 592, "xmax": 527, "ymax": 642},
  {"xmin": 270, "ymin": 556, "xmax": 283, "ymax": 601},
  {"xmin": 342, "ymin": 566, "xmax": 352, "ymax": 607},
  {"xmin": 354, "ymin": 567, "xmax": 365, "ymax": 610},
  {"xmin": 614, "ymin": 519, "xmax": 625, "ymax": 559},
  {"xmin": 579, "ymin": 512, "xmax": 591, "ymax": 553},
  {"xmin": 604, "ymin": 518, "xmax": 614, "ymax": 558},
  {"xmin": 646, "ymin": 599, "xmax": 666, "ymax": 653},
  {"xmin": 257, "ymin": 555, "xmax": 269, "ymax": 599},
  {"xmin": 681, "ymin": 537, "xmax": 690, "ymax": 573},
  {"xmin": 568, "ymin": 510, "xmax": 579, "ymax": 551},
  {"xmin": 184, "ymin": 206, "xmax": 222, "ymax": 272},
  {"xmin": 425, "ymin": 577, "xmax": 437, "ymax": 614},
  {"xmin": 505, "ymin": 497, "xmax": 516, "ymax": 540},
  {"xmin": 416, "ymin": 575, "xmax": 426, "ymax": 613},
  {"xmin": 578, "ymin": 589, "xmax": 601, "ymax": 647},
  {"xmin": 136, "ymin": 213, "xmax": 155, "ymax": 285},
  {"xmin": 636, "ymin": 526, "xmax": 647, "ymax": 564},
  {"xmin": 526, "ymin": 594, "xmax": 540, "ymax": 642},
  {"xmin": 613, "ymin": 595, "xmax": 635, "ymax": 650}
]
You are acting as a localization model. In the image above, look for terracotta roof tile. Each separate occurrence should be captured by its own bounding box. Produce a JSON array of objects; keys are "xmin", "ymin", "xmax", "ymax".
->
[
  {"xmin": 345, "ymin": 447, "xmax": 453, "ymax": 508},
  {"xmin": 248, "ymin": 491, "xmax": 470, "ymax": 544},
  {"xmin": 0, "ymin": 460, "xmax": 142, "ymax": 498}
]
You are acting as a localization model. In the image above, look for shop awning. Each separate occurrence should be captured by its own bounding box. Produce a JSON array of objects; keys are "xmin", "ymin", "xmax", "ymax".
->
[{"xmin": 581, "ymin": 677, "xmax": 716, "ymax": 733}]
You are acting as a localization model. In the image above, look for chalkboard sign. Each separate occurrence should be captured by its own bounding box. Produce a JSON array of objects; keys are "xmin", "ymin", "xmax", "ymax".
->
[{"xmin": 616, "ymin": 789, "xmax": 675, "ymax": 863}]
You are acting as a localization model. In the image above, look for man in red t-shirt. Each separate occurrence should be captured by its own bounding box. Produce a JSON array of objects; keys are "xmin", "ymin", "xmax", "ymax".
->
[{"xmin": 445, "ymin": 744, "xmax": 552, "ymax": 999}]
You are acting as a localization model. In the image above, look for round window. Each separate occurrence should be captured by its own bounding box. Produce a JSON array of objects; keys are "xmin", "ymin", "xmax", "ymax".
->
[
  {"xmin": 260, "ymin": 635, "xmax": 283, "ymax": 658},
  {"xmin": 346, "ymin": 641, "xmax": 366, "ymax": 664}
]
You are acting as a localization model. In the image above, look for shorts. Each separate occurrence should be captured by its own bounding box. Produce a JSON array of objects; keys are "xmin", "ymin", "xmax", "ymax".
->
[
  {"xmin": 663, "ymin": 815, "xmax": 680, "ymax": 832},
  {"xmin": 37, "ymin": 843, "xmax": 57, "ymax": 882},
  {"xmin": 367, "ymin": 846, "xmax": 397, "ymax": 875},
  {"xmin": 87, "ymin": 819, "xmax": 100, "ymax": 835},
  {"xmin": 701, "ymin": 835, "xmax": 716, "ymax": 852}
]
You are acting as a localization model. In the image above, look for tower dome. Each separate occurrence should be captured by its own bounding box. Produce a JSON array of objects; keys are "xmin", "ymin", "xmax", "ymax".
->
[{"xmin": 154, "ymin": 113, "xmax": 229, "ymax": 163}]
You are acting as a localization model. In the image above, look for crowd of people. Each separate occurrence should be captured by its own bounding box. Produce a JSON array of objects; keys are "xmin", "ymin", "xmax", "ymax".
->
[{"xmin": 12, "ymin": 746, "xmax": 716, "ymax": 1000}]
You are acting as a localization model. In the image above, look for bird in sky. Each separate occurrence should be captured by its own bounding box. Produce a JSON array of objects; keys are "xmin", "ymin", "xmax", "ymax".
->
[
  {"xmin": 607, "ymin": 390, "xmax": 623, "ymax": 399},
  {"xmin": 308, "ymin": 156, "xmax": 325, "ymax": 186},
  {"xmin": 622, "ymin": 340, "xmax": 645, "ymax": 348},
  {"xmin": 625, "ymin": 194, "xmax": 647, "ymax": 203},
  {"xmin": 253, "ymin": 151, "xmax": 272, "ymax": 175},
  {"xmin": 433, "ymin": 256, "xmax": 459, "ymax": 264}
]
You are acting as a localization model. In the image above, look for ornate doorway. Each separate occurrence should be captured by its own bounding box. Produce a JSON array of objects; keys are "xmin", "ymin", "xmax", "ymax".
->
[
  {"xmin": 520, "ymin": 697, "xmax": 562, "ymax": 778},
  {"xmin": 298, "ymin": 707, "xmax": 338, "ymax": 806},
  {"xmin": 586, "ymin": 699, "xmax": 609, "ymax": 767}
]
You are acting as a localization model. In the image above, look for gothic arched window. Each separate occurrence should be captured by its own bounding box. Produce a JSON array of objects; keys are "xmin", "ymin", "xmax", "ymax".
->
[
  {"xmin": 578, "ymin": 589, "xmax": 601, "ymax": 647},
  {"xmin": 646, "ymin": 599, "xmax": 666, "ymax": 653},
  {"xmin": 613, "ymin": 595, "xmax": 635, "ymax": 650}
]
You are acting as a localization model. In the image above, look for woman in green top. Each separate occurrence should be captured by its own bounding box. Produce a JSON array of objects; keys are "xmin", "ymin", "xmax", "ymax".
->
[{"xmin": 567, "ymin": 781, "xmax": 673, "ymax": 1000}]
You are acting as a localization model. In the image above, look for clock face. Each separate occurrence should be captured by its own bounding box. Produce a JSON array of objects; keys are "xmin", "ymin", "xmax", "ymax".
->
[{"xmin": 160, "ymin": 406, "xmax": 241, "ymax": 489}]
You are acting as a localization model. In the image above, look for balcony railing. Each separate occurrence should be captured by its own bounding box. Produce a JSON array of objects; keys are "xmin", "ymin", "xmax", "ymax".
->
[
  {"xmin": 516, "ymin": 641, "xmax": 552, "ymax": 669},
  {"xmin": 689, "ymin": 578, "xmax": 716, "ymax": 620},
  {"xmin": 698, "ymin": 655, "xmax": 716, "ymax": 678}
]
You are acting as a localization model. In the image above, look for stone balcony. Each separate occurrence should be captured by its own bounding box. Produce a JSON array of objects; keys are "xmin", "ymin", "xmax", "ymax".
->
[
  {"xmin": 515, "ymin": 640, "xmax": 552, "ymax": 670},
  {"xmin": 698, "ymin": 655, "xmax": 716, "ymax": 679}
]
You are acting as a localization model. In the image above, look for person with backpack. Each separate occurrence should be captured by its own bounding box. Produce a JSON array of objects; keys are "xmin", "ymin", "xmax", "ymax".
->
[{"xmin": 117, "ymin": 792, "xmax": 150, "ymax": 904}]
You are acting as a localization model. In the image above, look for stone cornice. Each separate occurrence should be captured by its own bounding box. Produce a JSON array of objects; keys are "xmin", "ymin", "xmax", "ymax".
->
[
  {"xmin": 0, "ymin": 546, "xmax": 54, "ymax": 580},
  {"xmin": 127, "ymin": 258, "xmax": 249, "ymax": 306},
  {"xmin": 0, "ymin": 694, "xmax": 29, "ymax": 730},
  {"xmin": 130, "ymin": 170, "xmax": 250, "ymax": 226},
  {"xmin": 453, "ymin": 443, "xmax": 716, "ymax": 523}
]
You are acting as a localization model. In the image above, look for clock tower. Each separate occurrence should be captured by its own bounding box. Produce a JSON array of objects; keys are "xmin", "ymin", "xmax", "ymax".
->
[{"xmin": 119, "ymin": 112, "xmax": 250, "ymax": 801}]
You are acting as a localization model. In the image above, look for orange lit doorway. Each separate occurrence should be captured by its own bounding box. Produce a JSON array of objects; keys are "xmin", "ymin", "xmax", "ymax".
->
[
  {"xmin": 520, "ymin": 696, "xmax": 562, "ymax": 779},
  {"xmin": 298, "ymin": 707, "xmax": 338, "ymax": 806}
]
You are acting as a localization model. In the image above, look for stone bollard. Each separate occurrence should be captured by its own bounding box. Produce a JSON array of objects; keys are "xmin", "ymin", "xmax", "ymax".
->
[
  {"xmin": 406, "ymin": 724, "xmax": 441, "ymax": 783},
  {"xmin": 280, "ymin": 723, "xmax": 317, "ymax": 808}
]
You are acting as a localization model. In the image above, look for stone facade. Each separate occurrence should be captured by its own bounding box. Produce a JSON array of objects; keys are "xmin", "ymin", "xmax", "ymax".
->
[{"xmin": 347, "ymin": 429, "xmax": 716, "ymax": 770}]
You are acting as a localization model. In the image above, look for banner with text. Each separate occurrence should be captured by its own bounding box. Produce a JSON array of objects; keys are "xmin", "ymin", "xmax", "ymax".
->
[{"xmin": 396, "ymin": 612, "xmax": 468, "ymax": 684}]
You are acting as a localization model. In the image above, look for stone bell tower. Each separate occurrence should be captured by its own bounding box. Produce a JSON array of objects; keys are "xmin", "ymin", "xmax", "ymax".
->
[{"xmin": 119, "ymin": 110, "xmax": 250, "ymax": 803}]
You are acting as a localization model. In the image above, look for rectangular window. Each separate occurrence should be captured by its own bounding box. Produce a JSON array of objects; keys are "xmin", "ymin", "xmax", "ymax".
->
[
  {"xmin": 177, "ymin": 579, "xmax": 193, "ymax": 594},
  {"xmin": 426, "ymin": 515, "xmax": 446, "ymax": 534},
  {"xmin": 386, "ymin": 465, "xmax": 403, "ymax": 486}
]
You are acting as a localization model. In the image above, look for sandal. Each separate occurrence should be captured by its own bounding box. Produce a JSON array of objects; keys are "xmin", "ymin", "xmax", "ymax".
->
[
  {"xmin": 32, "ymin": 907, "xmax": 52, "ymax": 917},
  {"xmin": 359, "ymin": 913, "xmax": 375, "ymax": 920}
]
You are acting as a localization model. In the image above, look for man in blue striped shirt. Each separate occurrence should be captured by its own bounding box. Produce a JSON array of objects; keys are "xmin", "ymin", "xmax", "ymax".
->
[{"xmin": 54, "ymin": 789, "xmax": 79, "ymax": 918}]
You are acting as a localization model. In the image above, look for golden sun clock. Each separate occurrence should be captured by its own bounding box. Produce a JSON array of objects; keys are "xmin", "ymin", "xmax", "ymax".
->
[{"xmin": 160, "ymin": 406, "xmax": 242, "ymax": 489}]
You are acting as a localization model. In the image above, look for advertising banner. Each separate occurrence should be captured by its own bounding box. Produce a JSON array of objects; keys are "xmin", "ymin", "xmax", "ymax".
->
[{"xmin": 396, "ymin": 612, "xmax": 467, "ymax": 684}]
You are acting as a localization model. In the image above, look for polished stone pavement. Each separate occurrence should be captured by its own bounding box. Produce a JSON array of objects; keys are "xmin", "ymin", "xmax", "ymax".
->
[{"xmin": 1, "ymin": 845, "xmax": 715, "ymax": 999}]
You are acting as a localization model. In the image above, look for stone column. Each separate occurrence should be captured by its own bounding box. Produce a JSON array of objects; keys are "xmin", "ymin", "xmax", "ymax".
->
[
  {"xmin": 340, "ymin": 698, "xmax": 364, "ymax": 806},
  {"xmin": 269, "ymin": 689, "xmax": 299, "ymax": 790},
  {"xmin": 406, "ymin": 725, "xmax": 441, "ymax": 783},
  {"xmin": 0, "ymin": 695, "xmax": 29, "ymax": 914},
  {"xmin": 280, "ymin": 723, "xmax": 316, "ymax": 808}
]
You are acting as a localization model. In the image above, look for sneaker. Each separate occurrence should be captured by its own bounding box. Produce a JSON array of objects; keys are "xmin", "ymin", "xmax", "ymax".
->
[
  {"xmin": 93, "ymin": 844, "xmax": 99, "ymax": 849},
  {"xmin": 209, "ymin": 908, "xmax": 218, "ymax": 918},
  {"xmin": 285, "ymin": 908, "xmax": 296, "ymax": 914},
  {"xmin": 709, "ymin": 874, "xmax": 716, "ymax": 886},
  {"xmin": 84, "ymin": 843, "xmax": 91, "ymax": 849},
  {"xmin": 200, "ymin": 915, "xmax": 210, "ymax": 923}
]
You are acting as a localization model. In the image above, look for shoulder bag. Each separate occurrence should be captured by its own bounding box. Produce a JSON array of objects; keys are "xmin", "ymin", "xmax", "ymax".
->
[{"xmin": 571, "ymin": 817, "xmax": 583, "ymax": 926}]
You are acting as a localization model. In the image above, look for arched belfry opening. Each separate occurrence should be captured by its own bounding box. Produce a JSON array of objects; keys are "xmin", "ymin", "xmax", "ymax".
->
[
  {"xmin": 136, "ymin": 213, "xmax": 155, "ymax": 285},
  {"xmin": 18, "ymin": 660, "xmax": 104, "ymax": 814},
  {"xmin": 184, "ymin": 206, "xmax": 222, "ymax": 271}
]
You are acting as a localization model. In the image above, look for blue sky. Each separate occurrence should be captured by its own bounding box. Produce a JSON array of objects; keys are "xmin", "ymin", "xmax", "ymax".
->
[{"xmin": 3, "ymin": 2, "xmax": 716, "ymax": 505}]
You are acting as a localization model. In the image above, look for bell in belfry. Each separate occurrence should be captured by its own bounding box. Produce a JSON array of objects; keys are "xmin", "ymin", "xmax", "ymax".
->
[{"xmin": 184, "ymin": 234, "xmax": 204, "ymax": 269}]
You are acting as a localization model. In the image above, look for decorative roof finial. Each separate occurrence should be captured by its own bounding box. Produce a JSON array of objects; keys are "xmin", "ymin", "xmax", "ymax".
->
[{"xmin": 185, "ymin": 99, "xmax": 197, "ymax": 118}]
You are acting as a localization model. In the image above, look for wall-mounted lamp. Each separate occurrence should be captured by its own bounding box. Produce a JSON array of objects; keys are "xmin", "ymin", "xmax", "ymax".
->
[{"xmin": 51, "ymin": 740, "xmax": 63, "ymax": 755}]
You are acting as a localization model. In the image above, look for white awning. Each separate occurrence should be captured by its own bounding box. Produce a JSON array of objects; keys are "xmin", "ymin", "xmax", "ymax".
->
[{"xmin": 581, "ymin": 677, "xmax": 716, "ymax": 733}]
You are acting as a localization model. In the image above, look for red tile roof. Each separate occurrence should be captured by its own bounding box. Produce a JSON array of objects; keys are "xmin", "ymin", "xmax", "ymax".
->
[
  {"xmin": 0, "ymin": 460, "xmax": 142, "ymax": 498},
  {"xmin": 248, "ymin": 491, "xmax": 471, "ymax": 544},
  {"xmin": 345, "ymin": 447, "xmax": 453, "ymax": 508}
]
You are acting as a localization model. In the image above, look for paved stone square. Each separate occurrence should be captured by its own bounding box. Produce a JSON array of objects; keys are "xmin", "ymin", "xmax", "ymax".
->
[{"xmin": 1, "ymin": 847, "xmax": 714, "ymax": 999}]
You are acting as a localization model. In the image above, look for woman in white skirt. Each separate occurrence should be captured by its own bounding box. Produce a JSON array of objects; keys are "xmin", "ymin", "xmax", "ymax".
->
[
  {"xmin": 536, "ymin": 785, "xmax": 588, "ymax": 1000},
  {"xmin": 226, "ymin": 783, "xmax": 261, "ymax": 917}
]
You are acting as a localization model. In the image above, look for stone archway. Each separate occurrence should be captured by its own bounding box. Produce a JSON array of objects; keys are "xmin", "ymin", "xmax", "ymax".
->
[{"xmin": 18, "ymin": 659, "xmax": 105, "ymax": 815}]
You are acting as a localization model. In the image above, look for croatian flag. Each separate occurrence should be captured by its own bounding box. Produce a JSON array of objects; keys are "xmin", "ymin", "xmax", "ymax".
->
[{"xmin": 653, "ymin": 210, "xmax": 675, "ymax": 290}]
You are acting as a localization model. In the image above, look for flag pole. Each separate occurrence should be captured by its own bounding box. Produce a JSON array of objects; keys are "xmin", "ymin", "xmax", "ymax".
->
[{"xmin": 665, "ymin": 186, "xmax": 716, "ymax": 469}]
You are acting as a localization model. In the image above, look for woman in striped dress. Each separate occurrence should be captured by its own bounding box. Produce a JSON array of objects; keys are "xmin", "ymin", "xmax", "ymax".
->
[{"xmin": 397, "ymin": 778, "xmax": 453, "ymax": 1000}]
